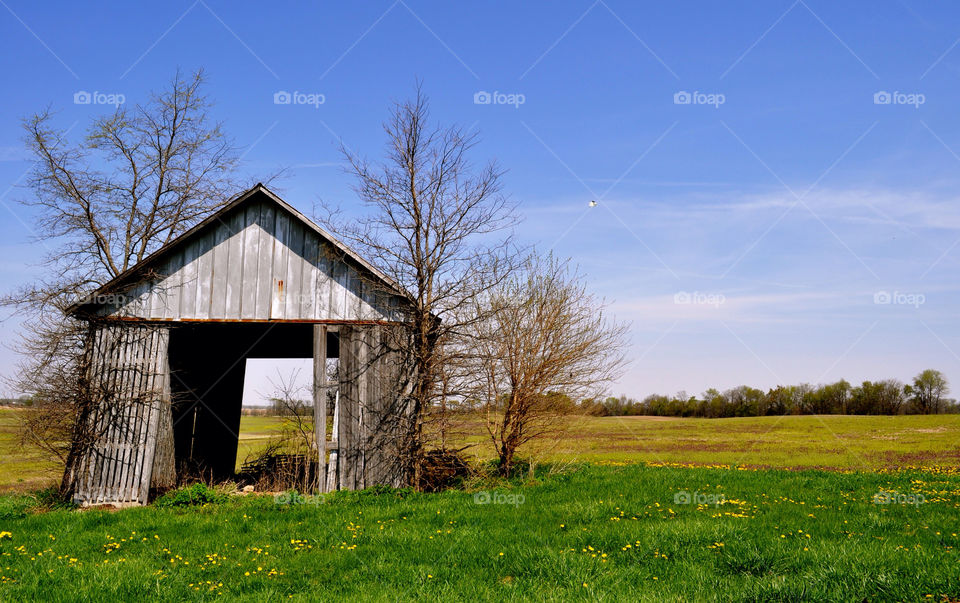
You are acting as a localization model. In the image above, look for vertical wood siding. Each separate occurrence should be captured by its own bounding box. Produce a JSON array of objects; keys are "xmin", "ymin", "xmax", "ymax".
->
[
  {"xmin": 74, "ymin": 323, "xmax": 171, "ymax": 505},
  {"xmin": 96, "ymin": 198, "xmax": 405, "ymax": 322},
  {"xmin": 333, "ymin": 325, "xmax": 408, "ymax": 491}
]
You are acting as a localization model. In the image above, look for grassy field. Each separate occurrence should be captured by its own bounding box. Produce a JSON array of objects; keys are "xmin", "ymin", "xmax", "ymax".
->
[
  {"xmin": 235, "ymin": 414, "xmax": 293, "ymax": 470},
  {"xmin": 240, "ymin": 412, "xmax": 960, "ymax": 472},
  {"xmin": 1, "ymin": 464, "xmax": 959, "ymax": 600},
  {"xmin": 4, "ymin": 409, "xmax": 960, "ymax": 487},
  {"xmin": 0, "ymin": 409, "xmax": 60, "ymax": 494},
  {"xmin": 3, "ymin": 409, "xmax": 960, "ymax": 600},
  {"xmin": 488, "ymin": 413, "xmax": 960, "ymax": 470}
]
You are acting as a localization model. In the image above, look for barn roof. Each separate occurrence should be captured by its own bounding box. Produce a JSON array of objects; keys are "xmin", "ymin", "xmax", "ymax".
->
[{"xmin": 67, "ymin": 184, "xmax": 414, "ymax": 322}]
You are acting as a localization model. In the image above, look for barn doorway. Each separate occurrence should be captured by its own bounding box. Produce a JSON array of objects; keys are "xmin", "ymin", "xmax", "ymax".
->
[{"xmin": 167, "ymin": 322, "xmax": 338, "ymax": 481}]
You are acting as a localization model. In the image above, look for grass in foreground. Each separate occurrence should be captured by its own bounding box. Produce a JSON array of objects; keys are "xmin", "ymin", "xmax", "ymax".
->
[{"xmin": 1, "ymin": 464, "xmax": 959, "ymax": 601}]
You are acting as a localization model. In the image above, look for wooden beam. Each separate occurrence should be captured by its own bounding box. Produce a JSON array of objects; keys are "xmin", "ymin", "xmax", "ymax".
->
[{"xmin": 313, "ymin": 324, "xmax": 328, "ymax": 492}]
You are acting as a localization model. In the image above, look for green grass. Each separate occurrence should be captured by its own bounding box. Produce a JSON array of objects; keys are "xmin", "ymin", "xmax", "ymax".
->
[
  {"xmin": 1, "ymin": 464, "xmax": 960, "ymax": 601},
  {"xmin": 3, "ymin": 410, "xmax": 960, "ymax": 600}
]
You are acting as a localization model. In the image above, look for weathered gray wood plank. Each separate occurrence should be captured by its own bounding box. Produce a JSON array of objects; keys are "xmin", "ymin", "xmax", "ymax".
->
[
  {"xmin": 223, "ymin": 204, "xmax": 246, "ymax": 319},
  {"xmin": 240, "ymin": 201, "xmax": 262, "ymax": 319},
  {"xmin": 313, "ymin": 325, "xmax": 327, "ymax": 493},
  {"xmin": 256, "ymin": 202, "xmax": 276, "ymax": 318}
]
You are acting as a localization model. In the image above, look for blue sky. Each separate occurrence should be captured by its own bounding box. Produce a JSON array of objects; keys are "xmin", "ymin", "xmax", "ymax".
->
[{"xmin": 1, "ymin": 1, "xmax": 959, "ymax": 403}]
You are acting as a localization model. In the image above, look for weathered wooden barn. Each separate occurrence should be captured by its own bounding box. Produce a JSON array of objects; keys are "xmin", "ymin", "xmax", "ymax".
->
[{"xmin": 64, "ymin": 184, "xmax": 414, "ymax": 505}]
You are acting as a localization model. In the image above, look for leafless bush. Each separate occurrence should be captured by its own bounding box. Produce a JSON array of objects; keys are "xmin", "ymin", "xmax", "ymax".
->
[{"xmin": 467, "ymin": 254, "xmax": 630, "ymax": 476}]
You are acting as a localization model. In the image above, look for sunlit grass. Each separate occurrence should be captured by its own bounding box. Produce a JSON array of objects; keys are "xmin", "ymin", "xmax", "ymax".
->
[{"xmin": 1, "ymin": 463, "xmax": 959, "ymax": 600}]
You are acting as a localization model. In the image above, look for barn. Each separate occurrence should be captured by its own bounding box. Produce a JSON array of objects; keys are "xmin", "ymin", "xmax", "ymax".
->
[{"xmin": 63, "ymin": 184, "xmax": 415, "ymax": 506}]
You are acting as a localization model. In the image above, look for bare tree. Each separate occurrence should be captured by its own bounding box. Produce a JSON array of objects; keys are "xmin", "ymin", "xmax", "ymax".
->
[
  {"xmin": 469, "ymin": 254, "xmax": 629, "ymax": 476},
  {"xmin": 338, "ymin": 86, "xmax": 518, "ymax": 484},
  {"xmin": 4, "ymin": 69, "xmax": 245, "ymax": 492}
]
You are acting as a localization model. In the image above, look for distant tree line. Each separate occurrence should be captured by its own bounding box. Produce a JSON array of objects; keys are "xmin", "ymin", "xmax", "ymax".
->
[{"xmin": 584, "ymin": 369, "xmax": 955, "ymax": 418}]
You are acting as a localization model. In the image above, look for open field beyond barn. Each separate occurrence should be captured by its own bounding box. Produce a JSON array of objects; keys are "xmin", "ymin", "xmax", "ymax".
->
[
  {"xmin": 237, "ymin": 412, "xmax": 960, "ymax": 473},
  {"xmin": 2, "ymin": 464, "xmax": 960, "ymax": 601},
  {"xmin": 3, "ymin": 409, "xmax": 960, "ymax": 491}
]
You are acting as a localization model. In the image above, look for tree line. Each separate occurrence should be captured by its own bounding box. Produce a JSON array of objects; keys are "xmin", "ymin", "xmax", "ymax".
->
[{"xmin": 586, "ymin": 369, "xmax": 954, "ymax": 418}]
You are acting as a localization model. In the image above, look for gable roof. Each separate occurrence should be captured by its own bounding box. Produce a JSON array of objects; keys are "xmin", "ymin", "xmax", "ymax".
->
[{"xmin": 67, "ymin": 184, "xmax": 413, "ymax": 318}]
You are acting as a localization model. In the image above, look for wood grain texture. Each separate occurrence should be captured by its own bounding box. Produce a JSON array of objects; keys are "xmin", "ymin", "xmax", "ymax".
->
[
  {"xmin": 74, "ymin": 324, "xmax": 171, "ymax": 505},
  {"xmin": 87, "ymin": 196, "xmax": 406, "ymax": 323}
]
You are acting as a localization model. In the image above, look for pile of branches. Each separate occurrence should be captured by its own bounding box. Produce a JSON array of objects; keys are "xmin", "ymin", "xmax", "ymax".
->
[
  {"xmin": 238, "ymin": 443, "xmax": 318, "ymax": 492},
  {"xmin": 417, "ymin": 448, "xmax": 473, "ymax": 492}
]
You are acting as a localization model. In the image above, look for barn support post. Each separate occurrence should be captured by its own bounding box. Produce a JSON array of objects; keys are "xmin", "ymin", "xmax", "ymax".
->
[
  {"xmin": 312, "ymin": 324, "xmax": 328, "ymax": 493},
  {"xmin": 150, "ymin": 342, "xmax": 176, "ymax": 492},
  {"xmin": 338, "ymin": 325, "xmax": 360, "ymax": 490},
  {"xmin": 326, "ymin": 392, "xmax": 340, "ymax": 491}
]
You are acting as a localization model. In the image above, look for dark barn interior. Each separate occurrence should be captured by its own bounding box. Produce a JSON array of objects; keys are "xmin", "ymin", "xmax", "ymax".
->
[{"xmin": 168, "ymin": 323, "xmax": 339, "ymax": 481}]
